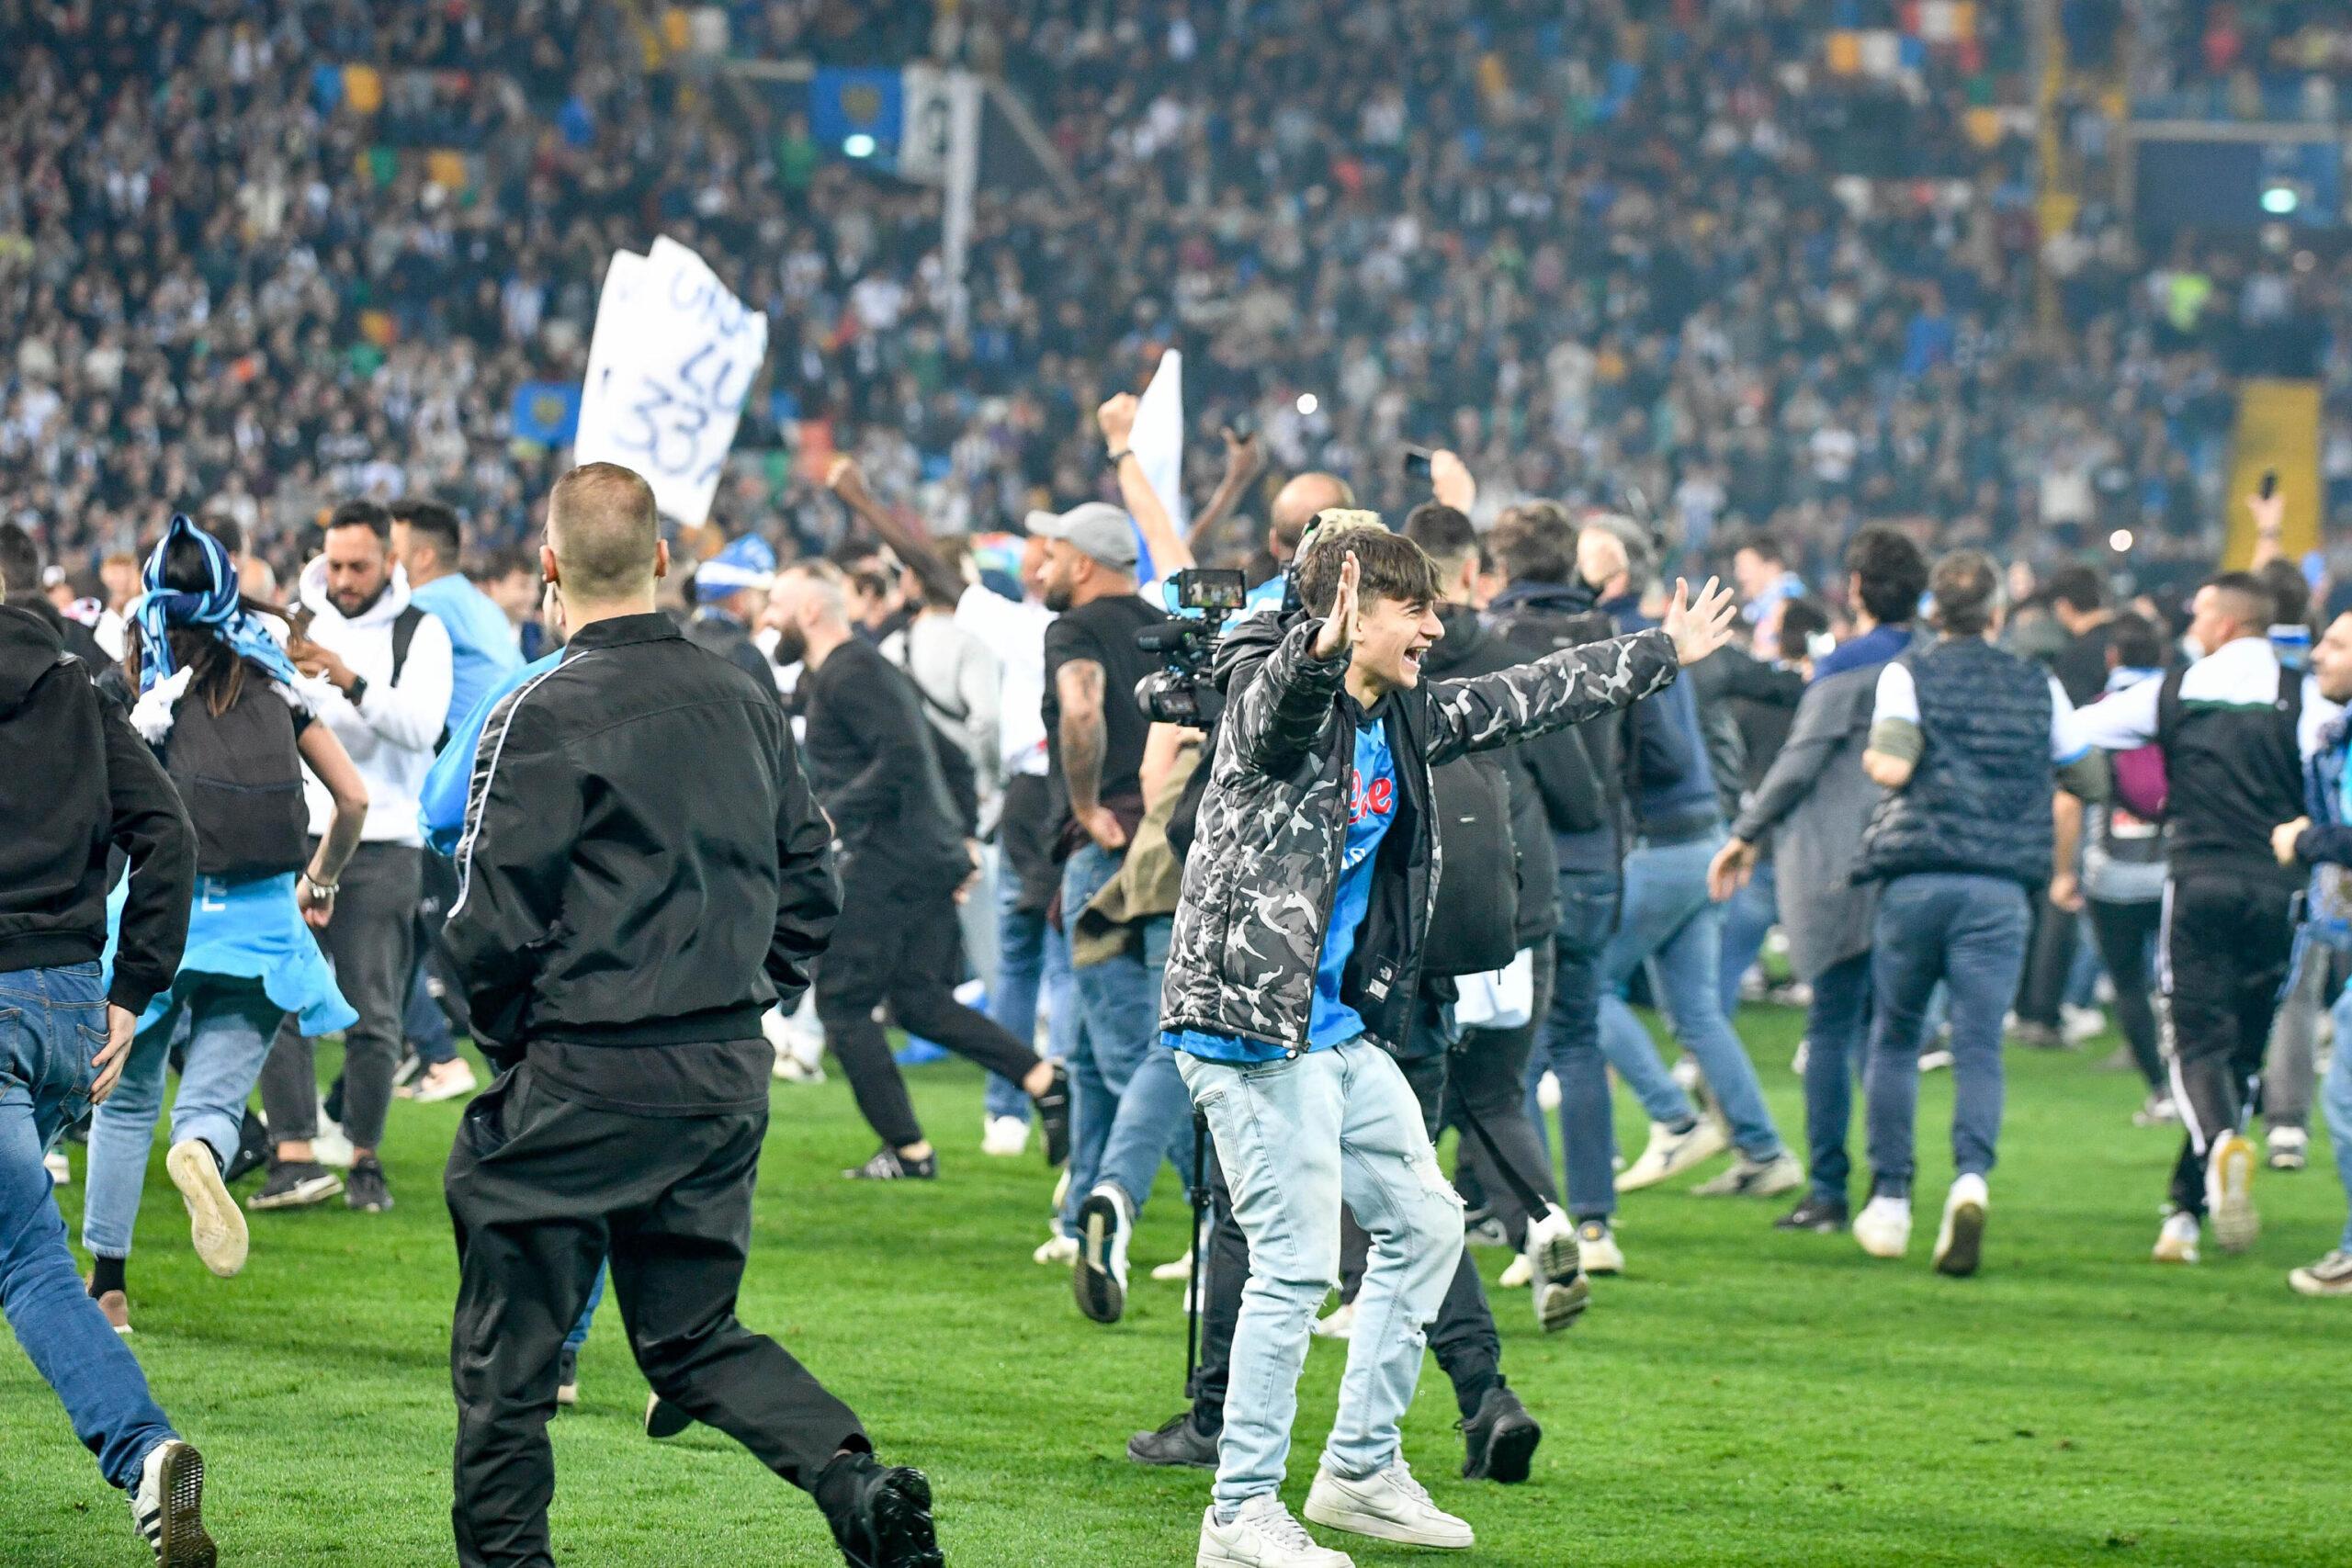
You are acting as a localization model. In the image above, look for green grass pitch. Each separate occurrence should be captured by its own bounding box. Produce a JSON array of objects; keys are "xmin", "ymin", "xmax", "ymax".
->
[{"xmin": 4, "ymin": 1006, "xmax": 2345, "ymax": 1565}]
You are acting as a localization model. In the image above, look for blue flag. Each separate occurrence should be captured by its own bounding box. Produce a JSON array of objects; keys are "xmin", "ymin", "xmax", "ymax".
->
[
  {"xmin": 809, "ymin": 67, "xmax": 904, "ymax": 164},
  {"xmin": 511, "ymin": 380, "xmax": 582, "ymax": 446}
]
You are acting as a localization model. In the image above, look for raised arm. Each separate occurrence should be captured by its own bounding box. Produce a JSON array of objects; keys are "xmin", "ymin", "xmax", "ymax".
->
[
  {"xmin": 1186, "ymin": 426, "xmax": 1266, "ymax": 554},
  {"xmin": 1100, "ymin": 392, "xmax": 1193, "ymax": 578},
  {"xmin": 1424, "ymin": 576, "xmax": 1730, "ymax": 764},
  {"xmin": 825, "ymin": 454, "xmax": 967, "ymax": 611}
]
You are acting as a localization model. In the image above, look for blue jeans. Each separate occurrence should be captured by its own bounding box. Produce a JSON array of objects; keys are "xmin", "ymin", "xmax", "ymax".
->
[
  {"xmin": 1058, "ymin": 844, "xmax": 1173, "ymax": 1230},
  {"xmin": 0, "ymin": 963, "xmax": 178, "ymax": 1491},
  {"xmin": 404, "ymin": 966, "xmax": 457, "ymax": 1068},
  {"xmin": 1864, "ymin": 874, "xmax": 2031, "ymax": 1197},
  {"xmin": 1527, "ymin": 868, "xmax": 1623, "ymax": 1220},
  {"xmin": 566, "ymin": 1264, "xmax": 606, "ymax": 1353},
  {"xmin": 1716, "ymin": 858, "xmax": 1780, "ymax": 1020},
  {"xmin": 1092, "ymin": 1032, "xmax": 1195, "ymax": 1218},
  {"xmin": 1175, "ymin": 1039, "xmax": 1462, "ymax": 1510},
  {"xmin": 1598, "ymin": 832, "xmax": 1785, "ymax": 1160},
  {"xmin": 2325, "ymin": 984, "xmax": 2352, "ymax": 1252},
  {"xmin": 84, "ymin": 974, "xmax": 281, "ymax": 1259},
  {"xmin": 1801, "ymin": 952, "xmax": 1874, "ymax": 1207},
  {"xmin": 984, "ymin": 876, "xmax": 1074, "ymax": 1124}
]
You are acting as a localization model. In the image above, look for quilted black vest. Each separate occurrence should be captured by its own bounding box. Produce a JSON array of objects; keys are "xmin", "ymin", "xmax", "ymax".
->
[{"xmin": 1860, "ymin": 637, "xmax": 2054, "ymax": 887}]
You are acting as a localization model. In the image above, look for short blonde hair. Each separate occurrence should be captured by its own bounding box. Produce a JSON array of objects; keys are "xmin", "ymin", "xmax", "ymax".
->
[{"xmin": 548, "ymin": 463, "xmax": 659, "ymax": 599}]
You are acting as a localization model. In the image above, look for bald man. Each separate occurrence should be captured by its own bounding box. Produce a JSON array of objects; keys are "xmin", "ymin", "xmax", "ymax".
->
[
  {"xmin": 443, "ymin": 463, "xmax": 941, "ymax": 1568},
  {"xmin": 1240, "ymin": 471, "xmax": 1354, "ymax": 613}
]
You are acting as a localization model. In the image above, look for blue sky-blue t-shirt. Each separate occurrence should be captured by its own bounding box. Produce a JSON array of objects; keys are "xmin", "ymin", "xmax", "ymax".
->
[{"xmin": 1167, "ymin": 714, "xmax": 1396, "ymax": 1062}]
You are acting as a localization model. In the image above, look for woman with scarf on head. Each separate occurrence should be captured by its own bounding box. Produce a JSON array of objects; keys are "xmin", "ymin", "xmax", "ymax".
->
[{"xmin": 79, "ymin": 515, "xmax": 369, "ymax": 1331}]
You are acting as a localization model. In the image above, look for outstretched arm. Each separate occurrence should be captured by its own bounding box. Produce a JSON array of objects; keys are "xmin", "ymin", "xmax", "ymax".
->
[
  {"xmin": 1424, "ymin": 577, "xmax": 1733, "ymax": 763},
  {"xmin": 1186, "ymin": 425, "xmax": 1265, "ymax": 554},
  {"xmin": 826, "ymin": 455, "xmax": 967, "ymax": 611},
  {"xmin": 1100, "ymin": 392, "xmax": 1193, "ymax": 579}
]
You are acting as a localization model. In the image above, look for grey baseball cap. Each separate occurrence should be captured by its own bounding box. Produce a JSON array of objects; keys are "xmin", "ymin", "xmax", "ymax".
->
[{"xmin": 1023, "ymin": 501, "xmax": 1138, "ymax": 571}]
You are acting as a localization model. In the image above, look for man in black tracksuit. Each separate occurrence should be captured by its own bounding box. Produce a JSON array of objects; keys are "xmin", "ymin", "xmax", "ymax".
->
[
  {"xmin": 2060, "ymin": 570, "xmax": 2314, "ymax": 1261},
  {"xmin": 442, "ymin": 464, "xmax": 940, "ymax": 1568}
]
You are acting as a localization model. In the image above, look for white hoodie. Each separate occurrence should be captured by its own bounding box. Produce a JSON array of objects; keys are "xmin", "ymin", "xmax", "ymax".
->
[{"xmin": 296, "ymin": 556, "xmax": 453, "ymax": 846}]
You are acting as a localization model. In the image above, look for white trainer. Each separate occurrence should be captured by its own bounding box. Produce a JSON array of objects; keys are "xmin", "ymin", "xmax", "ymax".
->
[
  {"xmin": 1853, "ymin": 1195, "xmax": 1912, "ymax": 1259},
  {"xmin": 1152, "ymin": 1248, "xmax": 1195, "ymax": 1282},
  {"xmin": 980, "ymin": 1115, "xmax": 1031, "ymax": 1157},
  {"xmin": 2061, "ymin": 1003, "xmax": 2107, "ymax": 1046},
  {"xmin": 410, "ymin": 1057, "xmax": 478, "ymax": 1104},
  {"xmin": 2153, "ymin": 1210, "xmax": 2200, "ymax": 1264},
  {"xmin": 1523, "ymin": 1204, "xmax": 1580, "ymax": 1283},
  {"xmin": 1198, "ymin": 1497, "xmax": 1353, "ymax": 1568},
  {"xmin": 166, "ymin": 1139, "xmax": 247, "ymax": 1279},
  {"xmin": 2207, "ymin": 1133, "xmax": 2259, "ymax": 1253},
  {"xmin": 130, "ymin": 1438, "xmax": 213, "ymax": 1567},
  {"xmin": 1305, "ymin": 1461, "xmax": 1473, "ymax": 1549},
  {"xmin": 1311, "ymin": 1301, "xmax": 1357, "ymax": 1339},
  {"xmin": 1074, "ymin": 1183, "xmax": 1134, "ymax": 1324},
  {"xmin": 1032, "ymin": 1232, "xmax": 1079, "ymax": 1266},
  {"xmin": 1498, "ymin": 1255, "xmax": 1532, "ymax": 1289},
  {"xmin": 44, "ymin": 1149, "xmax": 70, "ymax": 1186},
  {"xmin": 1931, "ymin": 1174, "xmax": 1987, "ymax": 1277},
  {"xmin": 1534, "ymin": 1070, "xmax": 1561, "ymax": 1112},
  {"xmin": 1615, "ymin": 1117, "xmax": 1729, "ymax": 1190},
  {"xmin": 1575, "ymin": 1219, "xmax": 1625, "ymax": 1275}
]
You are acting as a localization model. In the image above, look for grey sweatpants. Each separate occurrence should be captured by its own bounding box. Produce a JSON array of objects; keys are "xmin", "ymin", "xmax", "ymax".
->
[{"xmin": 259, "ymin": 840, "xmax": 420, "ymax": 1152}]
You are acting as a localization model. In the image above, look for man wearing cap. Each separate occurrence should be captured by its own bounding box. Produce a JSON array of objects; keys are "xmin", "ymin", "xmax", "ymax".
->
[
  {"xmin": 1027, "ymin": 502, "xmax": 1179, "ymax": 1248},
  {"xmin": 688, "ymin": 533, "xmax": 782, "ymax": 696}
]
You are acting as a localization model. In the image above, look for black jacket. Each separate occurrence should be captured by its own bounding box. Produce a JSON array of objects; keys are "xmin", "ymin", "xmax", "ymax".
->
[
  {"xmin": 684, "ymin": 607, "xmax": 782, "ymax": 702},
  {"xmin": 797, "ymin": 633, "xmax": 971, "ymax": 888},
  {"xmin": 0, "ymin": 604, "xmax": 195, "ymax": 1012},
  {"xmin": 1422, "ymin": 605, "xmax": 1561, "ymax": 948},
  {"xmin": 445, "ymin": 614, "xmax": 839, "ymax": 1051},
  {"xmin": 1161, "ymin": 610, "xmax": 1679, "ymax": 1056},
  {"xmin": 1485, "ymin": 581, "xmax": 1629, "ymax": 876}
]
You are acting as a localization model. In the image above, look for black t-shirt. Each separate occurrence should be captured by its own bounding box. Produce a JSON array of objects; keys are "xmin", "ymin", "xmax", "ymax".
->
[
  {"xmin": 1041, "ymin": 592, "xmax": 1160, "ymax": 830},
  {"xmin": 2052, "ymin": 620, "xmax": 2119, "ymax": 708}
]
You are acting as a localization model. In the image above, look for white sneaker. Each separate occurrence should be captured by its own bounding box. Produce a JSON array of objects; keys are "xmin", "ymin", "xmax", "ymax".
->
[
  {"xmin": 1074, "ymin": 1183, "xmax": 1133, "ymax": 1324},
  {"xmin": 2061, "ymin": 1003, "xmax": 2107, "ymax": 1045},
  {"xmin": 44, "ymin": 1149, "xmax": 70, "ymax": 1186},
  {"xmin": 1575, "ymin": 1219, "xmax": 1625, "ymax": 1274},
  {"xmin": 1615, "ymin": 1117, "xmax": 1729, "ymax": 1191},
  {"xmin": 1498, "ymin": 1255, "xmax": 1532, "ymax": 1289},
  {"xmin": 766, "ymin": 1005, "xmax": 826, "ymax": 1082},
  {"xmin": 166, "ymin": 1139, "xmax": 247, "ymax": 1279},
  {"xmin": 1790, "ymin": 1040, "xmax": 1810, "ymax": 1076},
  {"xmin": 2207, "ymin": 1134, "xmax": 2259, "ymax": 1252},
  {"xmin": 981, "ymin": 1115, "xmax": 1031, "ymax": 1157},
  {"xmin": 1033, "ymin": 1232, "xmax": 1079, "ymax": 1266},
  {"xmin": 1152, "ymin": 1248, "xmax": 1195, "ymax": 1282},
  {"xmin": 1917, "ymin": 1048, "xmax": 1955, "ymax": 1074},
  {"xmin": 1932, "ymin": 1174, "xmax": 1988, "ymax": 1277},
  {"xmin": 410, "ymin": 1058, "xmax": 478, "ymax": 1104},
  {"xmin": 130, "ymin": 1438, "xmax": 213, "ymax": 1566},
  {"xmin": 1304, "ymin": 1461, "xmax": 1473, "ymax": 1549},
  {"xmin": 1524, "ymin": 1204, "xmax": 1581, "ymax": 1282},
  {"xmin": 1690, "ymin": 1151, "xmax": 1804, "ymax": 1199},
  {"xmin": 311, "ymin": 1110, "xmax": 355, "ymax": 1169},
  {"xmin": 1312, "ymin": 1301, "xmax": 1357, "ymax": 1339},
  {"xmin": 2153, "ymin": 1210, "xmax": 2201, "ymax": 1264},
  {"xmin": 1853, "ymin": 1195, "xmax": 1912, "ymax": 1258},
  {"xmin": 2267, "ymin": 1126, "xmax": 2309, "ymax": 1171},
  {"xmin": 1534, "ymin": 1070, "xmax": 1561, "ymax": 1112},
  {"xmin": 1198, "ymin": 1496, "xmax": 1354, "ymax": 1568},
  {"xmin": 1668, "ymin": 1054, "xmax": 1703, "ymax": 1096}
]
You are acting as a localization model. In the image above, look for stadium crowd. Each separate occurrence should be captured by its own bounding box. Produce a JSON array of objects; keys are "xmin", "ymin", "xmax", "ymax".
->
[{"xmin": 8, "ymin": 0, "xmax": 2352, "ymax": 608}]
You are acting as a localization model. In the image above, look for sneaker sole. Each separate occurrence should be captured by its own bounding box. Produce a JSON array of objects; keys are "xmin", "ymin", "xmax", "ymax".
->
[
  {"xmin": 1475, "ymin": 1411, "xmax": 1543, "ymax": 1485},
  {"xmin": 166, "ymin": 1141, "xmax": 247, "ymax": 1278},
  {"xmin": 1305, "ymin": 1489, "xmax": 1474, "ymax": 1550},
  {"xmin": 1074, "ymin": 1193, "xmax": 1127, "ymax": 1325},
  {"xmin": 1527, "ymin": 1214, "xmax": 1580, "ymax": 1282},
  {"xmin": 2209, "ymin": 1136, "xmax": 2259, "ymax": 1254},
  {"xmin": 1535, "ymin": 1274, "xmax": 1590, "ymax": 1334},
  {"xmin": 1933, "ymin": 1200, "xmax": 1984, "ymax": 1278},
  {"xmin": 246, "ymin": 1173, "xmax": 343, "ymax": 1211},
  {"xmin": 859, "ymin": 1467, "xmax": 944, "ymax": 1568},
  {"xmin": 152, "ymin": 1441, "xmax": 217, "ymax": 1568},
  {"xmin": 2289, "ymin": 1270, "xmax": 2352, "ymax": 1297}
]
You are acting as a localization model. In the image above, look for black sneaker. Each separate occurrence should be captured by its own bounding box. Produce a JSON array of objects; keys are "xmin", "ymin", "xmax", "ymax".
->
[
  {"xmin": 1775, "ymin": 1196, "xmax": 1849, "ymax": 1234},
  {"xmin": 222, "ymin": 1110, "xmax": 269, "ymax": 1185},
  {"xmin": 818, "ymin": 1453, "xmax": 944, "ymax": 1568},
  {"xmin": 1033, "ymin": 1064, "xmax": 1071, "ymax": 1168},
  {"xmin": 247, "ymin": 1158, "xmax": 342, "ymax": 1212},
  {"xmin": 644, "ymin": 1391, "xmax": 693, "ymax": 1439},
  {"xmin": 843, "ymin": 1147, "xmax": 937, "ymax": 1181},
  {"xmin": 1459, "ymin": 1383, "xmax": 1542, "ymax": 1483},
  {"xmin": 556, "ymin": 1347, "xmax": 579, "ymax": 1408},
  {"xmin": 345, "ymin": 1156, "xmax": 393, "ymax": 1213},
  {"xmin": 1126, "ymin": 1409, "xmax": 1218, "ymax": 1470}
]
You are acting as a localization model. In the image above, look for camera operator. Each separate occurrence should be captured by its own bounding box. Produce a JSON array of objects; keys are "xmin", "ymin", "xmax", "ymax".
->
[{"xmin": 1156, "ymin": 516, "xmax": 1735, "ymax": 1565}]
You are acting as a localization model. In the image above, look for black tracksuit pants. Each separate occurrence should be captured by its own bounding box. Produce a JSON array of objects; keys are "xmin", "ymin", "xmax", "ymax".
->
[
  {"xmin": 445, "ymin": 1065, "xmax": 865, "ymax": 1568},
  {"xmin": 2163, "ymin": 870, "xmax": 2300, "ymax": 1214},
  {"xmin": 817, "ymin": 866, "xmax": 1041, "ymax": 1149},
  {"xmin": 1190, "ymin": 1044, "xmax": 1503, "ymax": 1427}
]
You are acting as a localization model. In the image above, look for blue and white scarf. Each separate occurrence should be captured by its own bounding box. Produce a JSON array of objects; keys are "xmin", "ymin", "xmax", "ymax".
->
[{"xmin": 127, "ymin": 513, "xmax": 306, "ymax": 740}]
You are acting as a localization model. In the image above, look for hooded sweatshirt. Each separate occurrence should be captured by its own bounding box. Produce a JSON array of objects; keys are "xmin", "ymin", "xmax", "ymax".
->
[
  {"xmin": 296, "ymin": 557, "xmax": 453, "ymax": 845},
  {"xmin": 0, "ymin": 604, "xmax": 195, "ymax": 1010}
]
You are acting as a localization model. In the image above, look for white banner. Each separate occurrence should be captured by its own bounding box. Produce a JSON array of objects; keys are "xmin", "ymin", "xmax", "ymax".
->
[
  {"xmin": 1132, "ymin": 347, "xmax": 1186, "ymax": 535},
  {"xmin": 573, "ymin": 237, "xmax": 768, "ymax": 526}
]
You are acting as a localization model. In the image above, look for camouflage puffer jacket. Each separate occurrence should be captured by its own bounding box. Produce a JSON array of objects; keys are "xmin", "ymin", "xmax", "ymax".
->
[{"xmin": 1159, "ymin": 611, "xmax": 1679, "ymax": 1060}]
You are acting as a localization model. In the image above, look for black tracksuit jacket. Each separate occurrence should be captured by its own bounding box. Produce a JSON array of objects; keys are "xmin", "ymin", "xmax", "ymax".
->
[{"xmin": 445, "ymin": 614, "xmax": 839, "ymax": 1053}]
